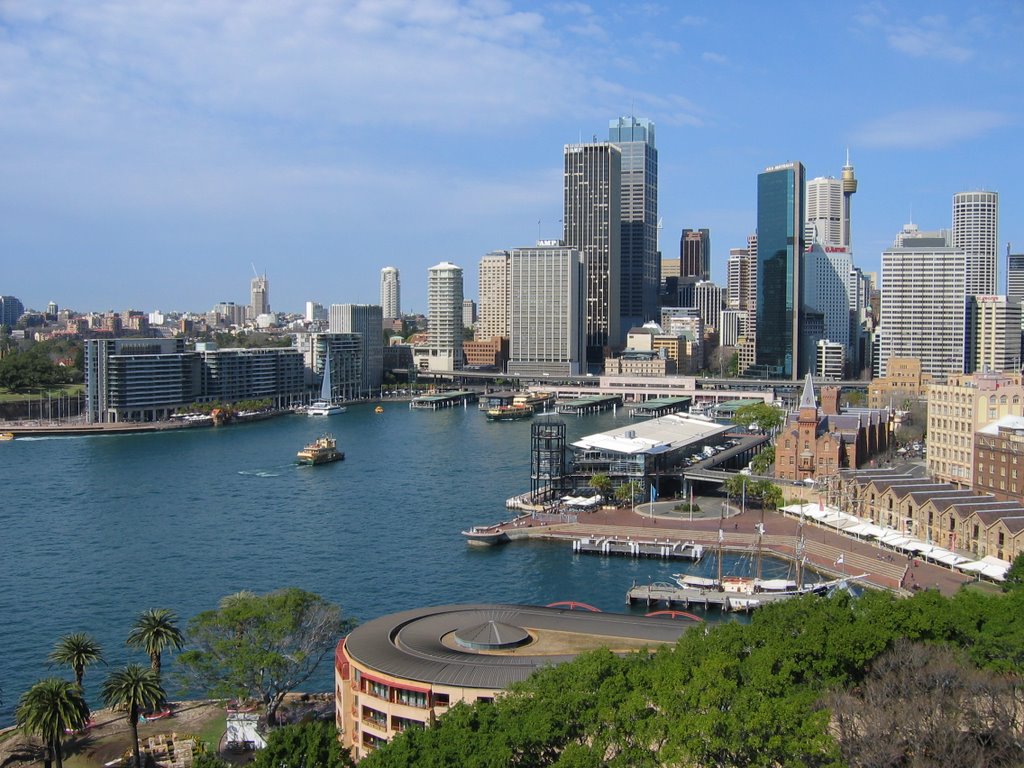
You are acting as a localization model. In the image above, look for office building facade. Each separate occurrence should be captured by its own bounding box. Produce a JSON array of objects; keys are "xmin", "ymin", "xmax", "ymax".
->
[
  {"xmin": 967, "ymin": 295, "xmax": 1022, "ymax": 374},
  {"xmin": 0, "ymin": 295, "xmax": 24, "ymax": 327},
  {"xmin": 1007, "ymin": 248, "xmax": 1024, "ymax": 309},
  {"xmin": 680, "ymin": 228, "xmax": 710, "ymax": 281},
  {"xmin": 953, "ymin": 191, "xmax": 999, "ymax": 297},
  {"xmin": 380, "ymin": 267, "xmax": 401, "ymax": 320},
  {"xmin": 477, "ymin": 251, "xmax": 511, "ymax": 342},
  {"xmin": 507, "ymin": 245, "xmax": 586, "ymax": 377},
  {"xmin": 426, "ymin": 261, "xmax": 464, "ymax": 372},
  {"xmin": 564, "ymin": 142, "xmax": 621, "ymax": 364},
  {"xmin": 250, "ymin": 273, "xmax": 270, "ymax": 319},
  {"xmin": 801, "ymin": 244, "xmax": 854, "ymax": 376},
  {"xmin": 301, "ymin": 333, "xmax": 363, "ymax": 403},
  {"xmin": 756, "ymin": 162, "xmax": 805, "ymax": 379},
  {"xmin": 609, "ymin": 117, "xmax": 658, "ymax": 335}
]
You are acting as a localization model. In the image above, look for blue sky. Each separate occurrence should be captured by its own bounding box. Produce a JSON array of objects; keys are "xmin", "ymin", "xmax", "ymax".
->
[{"xmin": 2, "ymin": 1, "xmax": 1022, "ymax": 315}]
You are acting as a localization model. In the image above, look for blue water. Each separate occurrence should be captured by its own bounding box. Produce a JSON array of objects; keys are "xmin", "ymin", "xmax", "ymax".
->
[{"xmin": 0, "ymin": 404, "xmax": 772, "ymax": 724}]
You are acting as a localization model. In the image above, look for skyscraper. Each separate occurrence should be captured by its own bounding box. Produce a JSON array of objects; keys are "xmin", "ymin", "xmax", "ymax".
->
[
  {"xmin": 756, "ymin": 161, "xmax": 805, "ymax": 379},
  {"xmin": 250, "ymin": 273, "xmax": 270, "ymax": 318},
  {"xmin": 680, "ymin": 228, "xmax": 710, "ymax": 281},
  {"xmin": 800, "ymin": 244, "xmax": 854, "ymax": 376},
  {"xmin": 953, "ymin": 190, "xmax": 999, "ymax": 296},
  {"xmin": 380, "ymin": 267, "xmax": 401, "ymax": 320},
  {"xmin": 877, "ymin": 225, "xmax": 966, "ymax": 378},
  {"xmin": 1008, "ymin": 246, "xmax": 1024, "ymax": 309},
  {"xmin": 804, "ymin": 176, "xmax": 843, "ymax": 247},
  {"xmin": 329, "ymin": 304, "xmax": 384, "ymax": 395},
  {"xmin": 966, "ymin": 295, "xmax": 1022, "ymax": 373},
  {"xmin": 426, "ymin": 262, "xmax": 464, "ymax": 372},
  {"xmin": 564, "ymin": 141, "xmax": 621, "ymax": 365},
  {"xmin": 507, "ymin": 244, "xmax": 586, "ymax": 377},
  {"xmin": 0, "ymin": 295, "xmax": 25, "ymax": 327},
  {"xmin": 476, "ymin": 251, "xmax": 511, "ymax": 341},
  {"xmin": 609, "ymin": 116, "xmax": 658, "ymax": 334}
]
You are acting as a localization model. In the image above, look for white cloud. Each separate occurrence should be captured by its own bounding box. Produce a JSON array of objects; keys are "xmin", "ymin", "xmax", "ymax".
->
[
  {"xmin": 701, "ymin": 51, "xmax": 729, "ymax": 65},
  {"xmin": 886, "ymin": 25, "xmax": 972, "ymax": 63},
  {"xmin": 853, "ymin": 109, "xmax": 1010, "ymax": 150}
]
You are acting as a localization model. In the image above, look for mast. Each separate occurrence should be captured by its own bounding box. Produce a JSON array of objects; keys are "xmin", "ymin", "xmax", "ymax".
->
[
  {"xmin": 754, "ymin": 508, "xmax": 765, "ymax": 589},
  {"xmin": 320, "ymin": 354, "xmax": 333, "ymax": 402},
  {"xmin": 717, "ymin": 506, "xmax": 724, "ymax": 587}
]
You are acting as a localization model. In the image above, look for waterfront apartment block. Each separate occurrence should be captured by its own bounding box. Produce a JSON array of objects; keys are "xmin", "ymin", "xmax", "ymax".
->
[
  {"xmin": 298, "ymin": 333, "xmax": 363, "ymax": 403},
  {"xmin": 927, "ymin": 371, "xmax": 1024, "ymax": 487},
  {"xmin": 835, "ymin": 467, "xmax": 1024, "ymax": 563},
  {"xmin": 85, "ymin": 338, "xmax": 308, "ymax": 423},
  {"xmin": 335, "ymin": 604, "xmax": 691, "ymax": 760},
  {"xmin": 425, "ymin": 261, "xmax": 464, "ymax": 372},
  {"xmin": 329, "ymin": 304, "xmax": 384, "ymax": 396}
]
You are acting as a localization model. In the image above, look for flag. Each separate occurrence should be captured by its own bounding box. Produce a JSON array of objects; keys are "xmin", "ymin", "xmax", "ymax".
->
[
  {"xmin": 835, "ymin": 554, "xmax": 844, "ymax": 566},
  {"xmin": 650, "ymin": 484, "xmax": 657, "ymax": 503},
  {"xmin": 718, "ymin": 528, "xmax": 724, "ymax": 542}
]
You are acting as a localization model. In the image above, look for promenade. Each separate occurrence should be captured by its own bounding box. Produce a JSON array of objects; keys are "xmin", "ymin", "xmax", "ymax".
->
[{"xmin": 487, "ymin": 500, "xmax": 975, "ymax": 597}]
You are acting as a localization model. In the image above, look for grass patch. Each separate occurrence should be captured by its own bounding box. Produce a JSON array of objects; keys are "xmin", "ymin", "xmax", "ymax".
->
[
  {"xmin": 0, "ymin": 384, "xmax": 84, "ymax": 403},
  {"xmin": 195, "ymin": 711, "xmax": 227, "ymax": 753}
]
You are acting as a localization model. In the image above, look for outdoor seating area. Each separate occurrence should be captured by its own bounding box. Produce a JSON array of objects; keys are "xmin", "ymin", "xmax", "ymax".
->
[
  {"xmin": 138, "ymin": 733, "xmax": 196, "ymax": 768},
  {"xmin": 781, "ymin": 503, "xmax": 1012, "ymax": 582}
]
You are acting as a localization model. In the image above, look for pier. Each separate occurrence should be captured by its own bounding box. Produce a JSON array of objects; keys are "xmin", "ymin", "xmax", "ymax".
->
[
  {"xmin": 627, "ymin": 396, "xmax": 692, "ymax": 418},
  {"xmin": 556, "ymin": 394, "xmax": 622, "ymax": 415},
  {"xmin": 571, "ymin": 535, "xmax": 704, "ymax": 560},
  {"xmin": 409, "ymin": 390, "xmax": 478, "ymax": 410}
]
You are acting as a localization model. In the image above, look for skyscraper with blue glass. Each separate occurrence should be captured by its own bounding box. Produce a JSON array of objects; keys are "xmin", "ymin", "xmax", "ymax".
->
[{"xmin": 755, "ymin": 161, "xmax": 805, "ymax": 380}]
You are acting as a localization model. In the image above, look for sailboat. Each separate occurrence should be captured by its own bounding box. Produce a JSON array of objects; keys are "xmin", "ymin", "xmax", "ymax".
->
[{"xmin": 307, "ymin": 354, "xmax": 346, "ymax": 416}]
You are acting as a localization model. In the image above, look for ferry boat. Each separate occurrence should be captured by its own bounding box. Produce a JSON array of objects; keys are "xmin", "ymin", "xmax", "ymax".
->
[
  {"xmin": 486, "ymin": 404, "xmax": 534, "ymax": 421},
  {"xmin": 296, "ymin": 435, "xmax": 344, "ymax": 465},
  {"xmin": 0, "ymin": 432, "xmax": 14, "ymax": 441}
]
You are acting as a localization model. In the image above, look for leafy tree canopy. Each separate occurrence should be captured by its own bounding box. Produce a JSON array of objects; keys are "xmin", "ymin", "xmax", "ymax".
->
[
  {"xmin": 251, "ymin": 720, "xmax": 355, "ymax": 768},
  {"xmin": 177, "ymin": 588, "xmax": 354, "ymax": 725},
  {"xmin": 732, "ymin": 402, "xmax": 784, "ymax": 433}
]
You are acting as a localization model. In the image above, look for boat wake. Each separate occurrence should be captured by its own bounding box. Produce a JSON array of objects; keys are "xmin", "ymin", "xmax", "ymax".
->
[{"xmin": 237, "ymin": 468, "xmax": 284, "ymax": 478}]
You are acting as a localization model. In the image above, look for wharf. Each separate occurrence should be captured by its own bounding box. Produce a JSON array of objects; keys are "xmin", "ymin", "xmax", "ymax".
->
[
  {"xmin": 409, "ymin": 391, "xmax": 478, "ymax": 410},
  {"xmin": 0, "ymin": 410, "xmax": 287, "ymax": 438},
  {"xmin": 572, "ymin": 535, "xmax": 703, "ymax": 560},
  {"xmin": 556, "ymin": 394, "xmax": 622, "ymax": 415},
  {"xmin": 627, "ymin": 396, "xmax": 692, "ymax": 418},
  {"xmin": 625, "ymin": 582, "xmax": 799, "ymax": 612}
]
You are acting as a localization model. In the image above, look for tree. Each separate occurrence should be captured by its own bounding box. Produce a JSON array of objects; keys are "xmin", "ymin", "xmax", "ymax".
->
[
  {"xmin": 48, "ymin": 633, "xmax": 104, "ymax": 689},
  {"xmin": 127, "ymin": 608, "xmax": 185, "ymax": 682},
  {"xmin": 251, "ymin": 720, "xmax": 355, "ymax": 768},
  {"xmin": 588, "ymin": 473, "xmax": 612, "ymax": 500},
  {"xmin": 16, "ymin": 678, "xmax": 90, "ymax": 768},
  {"xmin": 1002, "ymin": 552, "xmax": 1024, "ymax": 592},
  {"xmin": 177, "ymin": 588, "xmax": 353, "ymax": 725},
  {"xmin": 101, "ymin": 664, "xmax": 166, "ymax": 768},
  {"xmin": 750, "ymin": 445, "xmax": 775, "ymax": 475},
  {"xmin": 614, "ymin": 481, "xmax": 642, "ymax": 508},
  {"xmin": 732, "ymin": 402, "xmax": 784, "ymax": 434}
]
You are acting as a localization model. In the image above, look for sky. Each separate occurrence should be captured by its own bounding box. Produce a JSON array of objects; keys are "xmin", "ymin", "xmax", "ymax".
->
[{"xmin": 2, "ymin": 0, "xmax": 1023, "ymax": 316}]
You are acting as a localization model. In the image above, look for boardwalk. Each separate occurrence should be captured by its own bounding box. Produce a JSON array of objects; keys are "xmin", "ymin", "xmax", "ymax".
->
[{"xmin": 480, "ymin": 503, "xmax": 972, "ymax": 596}]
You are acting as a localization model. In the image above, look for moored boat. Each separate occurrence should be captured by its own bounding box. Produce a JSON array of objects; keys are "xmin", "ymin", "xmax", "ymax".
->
[
  {"xmin": 296, "ymin": 435, "xmax": 344, "ymax": 465},
  {"xmin": 307, "ymin": 355, "xmax": 347, "ymax": 416}
]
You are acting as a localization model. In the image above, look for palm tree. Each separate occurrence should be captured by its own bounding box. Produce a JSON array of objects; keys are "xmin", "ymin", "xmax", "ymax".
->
[
  {"xmin": 48, "ymin": 633, "xmax": 104, "ymax": 689},
  {"xmin": 126, "ymin": 608, "xmax": 184, "ymax": 680},
  {"xmin": 101, "ymin": 664, "xmax": 165, "ymax": 768},
  {"xmin": 16, "ymin": 678, "xmax": 90, "ymax": 768}
]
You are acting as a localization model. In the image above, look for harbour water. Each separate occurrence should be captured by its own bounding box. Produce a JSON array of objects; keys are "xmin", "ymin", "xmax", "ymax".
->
[{"xmin": 0, "ymin": 403, "xmax": 782, "ymax": 725}]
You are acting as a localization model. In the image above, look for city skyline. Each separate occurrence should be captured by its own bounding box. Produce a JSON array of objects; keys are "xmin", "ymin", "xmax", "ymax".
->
[{"xmin": 2, "ymin": 2, "xmax": 1023, "ymax": 313}]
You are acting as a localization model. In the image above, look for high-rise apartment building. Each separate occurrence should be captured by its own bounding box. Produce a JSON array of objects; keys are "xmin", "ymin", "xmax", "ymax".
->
[
  {"xmin": 609, "ymin": 117, "xmax": 658, "ymax": 336},
  {"xmin": 380, "ymin": 267, "xmax": 401, "ymax": 320},
  {"xmin": 1, "ymin": 295, "xmax": 26, "ymax": 327},
  {"xmin": 564, "ymin": 141, "xmax": 621, "ymax": 365},
  {"xmin": 966, "ymin": 295, "xmax": 1022, "ymax": 373},
  {"xmin": 507, "ymin": 244, "xmax": 586, "ymax": 377},
  {"xmin": 476, "ymin": 251, "xmax": 511, "ymax": 341},
  {"xmin": 877, "ymin": 225, "xmax": 966, "ymax": 378},
  {"xmin": 953, "ymin": 190, "xmax": 999, "ymax": 296},
  {"xmin": 250, "ymin": 273, "xmax": 270, "ymax": 318},
  {"xmin": 426, "ymin": 262, "xmax": 464, "ymax": 372},
  {"xmin": 680, "ymin": 229, "xmax": 710, "ymax": 281},
  {"xmin": 329, "ymin": 304, "xmax": 384, "ymax": 395},
  {"xmin": 756, "ymin": 162, "xmax": 805, "ymax": 379}
]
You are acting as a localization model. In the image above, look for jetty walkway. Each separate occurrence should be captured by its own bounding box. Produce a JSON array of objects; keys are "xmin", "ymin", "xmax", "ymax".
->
[{"xmin": 474, "ymin": 504, "xmax": 973, "ymax": 596}]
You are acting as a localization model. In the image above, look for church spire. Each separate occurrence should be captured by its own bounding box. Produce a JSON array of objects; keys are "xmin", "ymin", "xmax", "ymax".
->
[{"xmin": 799, "ymin": 373, "xmax": 817, "ymax": 410}]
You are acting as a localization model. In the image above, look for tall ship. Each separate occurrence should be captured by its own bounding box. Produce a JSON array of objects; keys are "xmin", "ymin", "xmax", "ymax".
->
[
  {"xmin": 307, "ymin": 354, "xmax": 346, "ymax": 416},
  {"xmin": 296, "ymin": 435, "xmax": 344, "ymax": 465}
]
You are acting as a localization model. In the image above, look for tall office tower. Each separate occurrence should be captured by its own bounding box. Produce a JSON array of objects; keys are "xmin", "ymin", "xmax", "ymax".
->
[
  {"xmin": 477, "ymin": 251, "xmax": 511, "ymax": 341},
  {"xmin": 877, "ymin": 225, "xmax": 967, "ymax": 378},
  {"xmin": 966, "ymin": 295, "xmax": 1022, "ymax": 373},
  {"xmin": 805, "ymin": 176, "xmax": 843, "ymax": 246},
  {"xmin": 507, "ymin": 244, "xmax": 586, "ymax": 377},
  {"xmin": 329, "ymin": 304, "xmax": 384, "ymax": 395},
  {"xmin": 0, "ymin": 295, "xmax": 25, "ymax": 327},
  {"xmin": 563, "ymin": 141, "xmax": 621, "ymax": 365},
  {"xmin": 250, "ymin": 273, "xmax": 270, "ymax": 318},
  {"xmin": 719, "ymin": 310, "xmax": 742, "ymax": 347},
  {"xmin": 1006, "ymin": 246, "xmax": 1024, "ymax": 308},
  {"xmin": 426, "ymin": 261, "xmax": 464, "ymax": 372},
  {"xmin": 609, "ymin": 117, "xmax": 658, "ymax": 336},
  {"xmin": 727, "ymin": 235, "xmax": 758, "ymax": 375},
  {"xmin": 693, "ymin": 280, "xmax": 723, "ymax": 332},
  {"xmin": 953, "ymin": 190, "xmax": 999, "ymax": 296},
  {"xmin": 380, "ymin": 266, "xmax": 401, "ymax": 320},
  {"xmin": 841, "ymin": 152, "xmax": 858, "ymax": 248},
  {"xmin": 680, "ymin": 228, "xmax": 710, "ymax": 281},
  {"xmin": 756, "ymin": 161, "xmax": 805, "ymax": 379},
  {"xmin": 462, "ymin": 299, "xmax": 476, "ymax": 328},
  {"xmin": 801, "ymin": 244, "xmax": 854, "ymax": 376}
]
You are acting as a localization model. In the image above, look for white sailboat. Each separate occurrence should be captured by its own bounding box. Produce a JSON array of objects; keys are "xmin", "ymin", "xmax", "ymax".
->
[{"xmin": 307, "ymin": 354, "xmax": 346, "ymax": 416}]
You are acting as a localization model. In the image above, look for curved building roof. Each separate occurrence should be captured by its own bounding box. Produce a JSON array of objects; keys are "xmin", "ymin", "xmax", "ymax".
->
[{"xmin": 342, "ymin": 603, "xmax": 695, "ymax": 690}]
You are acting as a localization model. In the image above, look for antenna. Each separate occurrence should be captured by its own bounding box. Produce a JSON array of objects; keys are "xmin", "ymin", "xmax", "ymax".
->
[{"xmin": 251, "ymin": 262, "xmax": 260, "ymax": 278}]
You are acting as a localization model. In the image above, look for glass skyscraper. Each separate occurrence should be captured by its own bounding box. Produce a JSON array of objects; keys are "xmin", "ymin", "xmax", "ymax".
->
[{"xmin": 755, "ymin": 162, "xmax": 805, "ymax": 379}]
